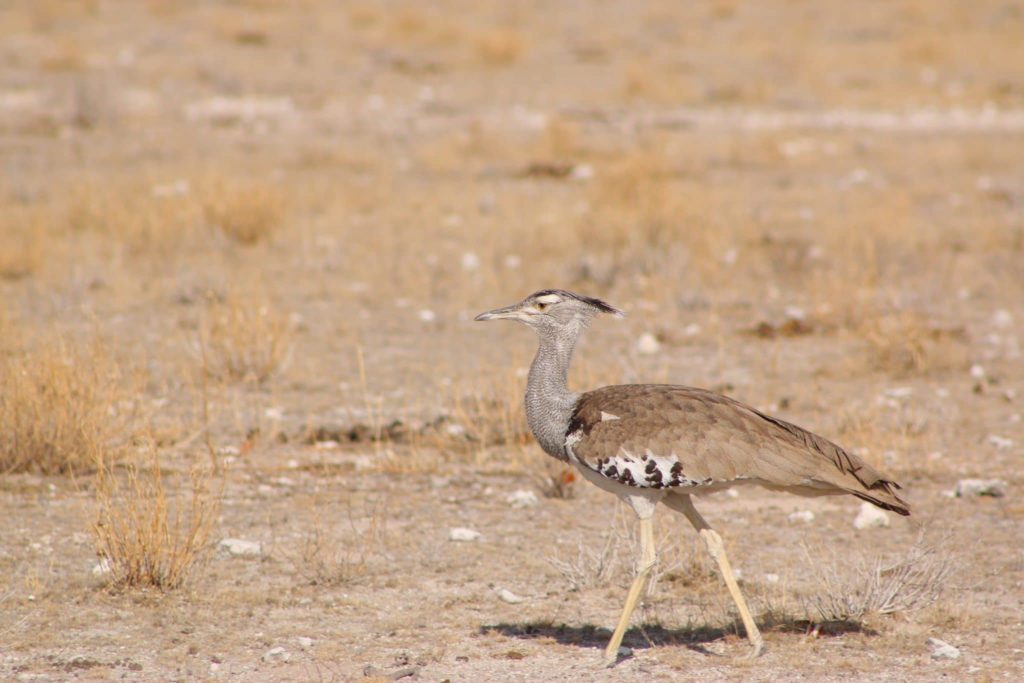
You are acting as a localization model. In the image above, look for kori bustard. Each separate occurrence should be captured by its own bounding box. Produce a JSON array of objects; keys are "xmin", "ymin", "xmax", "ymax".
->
[{"xmin": 475, "ymin": 289, "xmax": 910, "ymax": 665}]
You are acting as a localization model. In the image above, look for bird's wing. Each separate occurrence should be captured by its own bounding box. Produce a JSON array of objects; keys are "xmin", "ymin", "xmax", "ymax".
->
[{"xmin": 565, "ymin": 384, "xmax": 910, "ymax": 515}]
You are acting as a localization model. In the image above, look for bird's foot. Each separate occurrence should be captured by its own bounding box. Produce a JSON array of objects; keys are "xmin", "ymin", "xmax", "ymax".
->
[
  {"xmin": 742, "ymin": 637, "xmax": 765, "ymax": 660},
  {"xmin": 602, "ymin": 646, "xmax": 632, "ymax": 667}
]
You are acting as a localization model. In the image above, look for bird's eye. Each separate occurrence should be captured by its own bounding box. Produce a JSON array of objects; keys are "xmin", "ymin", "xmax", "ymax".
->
[{"xmin": 536, "ymin": 302, "xmax": 549, "ymax": 311}]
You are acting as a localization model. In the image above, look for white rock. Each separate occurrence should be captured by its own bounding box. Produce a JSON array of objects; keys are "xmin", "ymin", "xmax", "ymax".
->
[
  {"xmin": 764, "ymin": 573, "xmax": 780, "ymax": 583},
  {"xmin": 418, "ymin": 309, "xmax": 436, "ymax": 322},
  {"xmin": 219, "ymin": 538, "xmax": 263, "ymax": 557},
  {"xmin": 503, "ymin": 254, "xmax": 521, "ymax": 269},
  {"xmin": 497, "ymin": 588, "xmax": 526, "ymax": 604},
  {"xmin": 969, "ymin": 364, "xmax": 986, "ymax": 380},
  {"xmin": 787, "ymin": 510, "xmax": 815, "ymax": 524},
  {"xmin": 954, "ymin": 478, "xmax": 1007, "ymax": 498},
  {"xmin": 449, "ymin": 527, "xmax": 481, "ymax": 542},
  {"xmin": 987, "ymin": 434, "xmax": 1013, "ymax": 450},
  {"xmin": 262, "ymin": 646, "xmax": 291, "ymax": 663},
  {"xmin": 683, "ymin": 323, "xmax": 701, "ymax": 337},
  {"xmin": 461, "ymin": 251, "xmax": 480, "ymax": 271},
  {"xmin": 92, "ymin": 557, "xmax": 112, "ymax": 576},
  {"xmin": 570, "ymin": 164, "xmax": 594, "ymax": 181},
  {"xmin": 853, "ymin": 502, "xmax": 890, "ymax": 530},
  {"xmin": 506, "ymin": 489, "xmax": 538, "ymax": 508},
  {"xmin": 928, "ymin": 638, "xmax": 961, "ymax": 660},
  {"xmin": 636, "ymin": 333, "xmax": 661, "ymax": 355},
  {"xmin": 295, "ymin": 637, "xmax": 315, "ymax": 649},
  {"xmin": 992, "ymin": 309, "xmax": 1013, "ymax": 329}
]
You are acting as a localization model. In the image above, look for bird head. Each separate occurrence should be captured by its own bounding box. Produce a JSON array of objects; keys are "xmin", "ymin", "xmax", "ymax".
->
[{"xmin": 474, "ymin": 289, "xmax": 624, "ymax": 333}]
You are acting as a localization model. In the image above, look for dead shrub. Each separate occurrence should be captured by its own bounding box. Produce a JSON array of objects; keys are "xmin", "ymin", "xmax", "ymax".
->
[
  {"xmin": 93, "ymin": 444, "xmax": 221, "ymax": 590},
  {"xmin": 197, "ymin": 297, "xmax": 293, "ymax": 383},
  {"xmin": 202, "ymin": 180, "xmax": 284, "ymax": 245},
  {"xmin": 804, "ymin": 534, "xmax": 954, "ymax": 623},
  {"xmin": 0, "ymin": 340, "xmax": 133, "ymax": 475}
]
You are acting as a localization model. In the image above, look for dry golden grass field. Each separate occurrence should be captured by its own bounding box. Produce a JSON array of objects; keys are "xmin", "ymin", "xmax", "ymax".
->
[{"xmin": 1, "ymin": 1, "xmax": 1023, "ymax": 681}]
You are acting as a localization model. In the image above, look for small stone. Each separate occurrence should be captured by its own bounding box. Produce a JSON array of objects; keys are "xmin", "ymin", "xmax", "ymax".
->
[
  {"xmin": 262, "ymin": 646, "xmax": 291, "ymax": 663},
  {"xmin": 92, "ymin": 557, "xmax": 112, "ymax": 576},
  {"xmin": 787, "ymin": 510, "xmax": 815, "ymax": 524},
  {"xmin": 219, "ymin": 538, "xmax": 263, "ymax": 557},
  {"xmin": 449, "ymin": 527, "xmax": 481, "ymax": 542},
  {"xmin": 506, "ymin": 489, "xmax": 538, "ymax": 508},
  {"xmin": 992, "ymin": 309, "xmax": 1013, "ymax": 329},
  {"xmin": 295, "ymin": 637, "xmax": 314, "ymax": 650},
  {"xmin": 763, "ymin": 573, "xmax": 780, "ymax": 583},
  {"xmin": 853, "ymin": 502, "xmax": 890, "ymax": 530},
  {"xmin": 969, "ymin": 364, "xmax": 986, "ymax": 380},
  {"xmin": 418, "ymin": 309, "xmax": 436, "ymax": 322},
  {"xmin": 986, "ymin": 434, "xmax": 1013, "ymax": 451},
  {"xmin": 570, "ymin": 163, "xmax": 594, "ymax": 181},
  {"xmin": 954, "ymin": 478, "xmax": 1007, "ymax": 498},
  {"xmin": 497, "ymin": 588, "xmax": 525, "ymax": 604},
  {"xmin": 461, "ymin": 252, "xmax": 480, "ymax": 271},
  {"xmin": 928, "ymin": 638, "xmax": 960, "ymax": 660},
  {"xmin": 636, "ymin": 333, "xmax": 661, "ymax": 355},
  {"xmin": 616, "ymin": 646, "xmax": 633, "ymax": 659}
]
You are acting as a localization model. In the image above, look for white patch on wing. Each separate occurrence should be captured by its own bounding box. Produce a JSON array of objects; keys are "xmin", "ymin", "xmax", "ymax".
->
[
  {"xmin": 593, "ymin": 449, "xmax": 711, "ymax": 489},
  {"xmin": 599, "ymin": 411, "xmax": 620, "ymax": 421}
]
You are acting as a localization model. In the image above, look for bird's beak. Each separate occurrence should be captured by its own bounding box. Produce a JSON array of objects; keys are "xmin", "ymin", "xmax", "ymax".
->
[{"xmin": 474, "ymin": 303, "xmax": 523, "ymax": 321}]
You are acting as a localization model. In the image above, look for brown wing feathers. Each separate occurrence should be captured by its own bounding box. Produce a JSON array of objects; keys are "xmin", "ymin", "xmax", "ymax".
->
[{"xmin": 567, "ymin": 385, "xmax": 910, "ymax": 516}]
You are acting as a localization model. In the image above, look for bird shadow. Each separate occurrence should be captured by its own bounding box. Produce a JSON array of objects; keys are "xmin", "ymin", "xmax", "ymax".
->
[{"xmin": 482, "ymin": 617, "xmax": 872, "ymax": 655}]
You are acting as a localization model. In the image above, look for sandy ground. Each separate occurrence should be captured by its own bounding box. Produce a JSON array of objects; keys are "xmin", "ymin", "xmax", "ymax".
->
[{"xmin": 2, "ymin": 1, "xmax": 1023, "ymax": 681}]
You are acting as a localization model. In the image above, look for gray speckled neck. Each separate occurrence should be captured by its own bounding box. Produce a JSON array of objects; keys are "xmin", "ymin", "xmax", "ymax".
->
[{"xmin": 524, "ymin": 321, "xmax": 582, "ymax": 461}]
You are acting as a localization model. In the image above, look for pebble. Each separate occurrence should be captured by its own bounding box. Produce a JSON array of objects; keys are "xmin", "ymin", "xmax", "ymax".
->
[
  {"xmin": 295, "ymin": 637, "xmax": 315, "ymax": 650},
  {"xmin": 92, "ymin": 558, "xmax": 113, "ymax": 576},
  {"xmin": 928, "ymin": 638, "xmax": 961, "ymax": 660},
  {"xmin": 506, "ymin": 489, "xmax": 539, "ymax": 508},
  {"xmin": 788, "ymin": 510, "xmax": 815, "ymax": 524},
  {"xmin": 986, "ymin": 434, "xmax": 1013, "ymax": 451},
  {"xmin": 853, "ymin": 502, "xmax": 890, "ymax": 530},
  {"xmin": 262, "ymin": 646, "xmax": 291, "ymax": 663},
  {"xmin": 497, "ymin": 588, "xmax": 526, "ymax": 604},
  {"xmin": 954, "ymin": 478, "xmax": 1007, "ymax": 498},
  {"xmin": 449, "ymin": 528, "xmax": 481, "ymax": 542},
  {"xmin": 636, "ymin": 333, "xmax": 661, "ymax": 355},
  {"xmin": 219, "ymin": 538, "xmax": 263, "ymax": 557}
]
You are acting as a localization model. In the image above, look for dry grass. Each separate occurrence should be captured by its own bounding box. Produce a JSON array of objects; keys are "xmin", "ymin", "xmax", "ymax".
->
[
  {"xmin": 473, "ymin": 28, "xmax": 526, "ymax": 65},
  {"xmin": 859, "ymin": 310, "xmax": 968, "ymax": 376},
  {"xmin": 803, "ymin": 533, "xmax": 954, "ymax": 623},
  {"xmin": 0, "ymin": 210, "xmax": 44, "ymax": 281},
  {"xmin": 197, "ymin": 297, "xmax": 293, "ymax": 384},
  {"xmin": 92, "ymin": 444, "xmax": 221, "ymax": 590},
  {"xmin": 438, "ymin": 368, "xmax": 532, "ymax": 458},
  {"xmin": 289, "ymin": 498, "xmax": 388, "ymax": 587},
  {"xmin": 201, "ymin": 179, "xmax": 284, "ymax": 246},
  {"xmin": 0, "ymin": 339, "xmax": 134, "ymax": 475},
  {"xmin": 65, "ymin": 177, "xmax": 202, "ymax": 253}
]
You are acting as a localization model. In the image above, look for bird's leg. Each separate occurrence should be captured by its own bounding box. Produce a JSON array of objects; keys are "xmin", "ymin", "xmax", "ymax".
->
[
  {"xmin": 602, "ymin": 515, "xmax": 656, "ymax": 666},
  {"xmin": 666, "ymin": 495, "xmax": 764, "ymax": 658}
]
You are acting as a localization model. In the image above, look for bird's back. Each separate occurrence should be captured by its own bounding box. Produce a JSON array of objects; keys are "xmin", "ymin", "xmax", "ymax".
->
[{"xmin": 566, "ymin": 384, "xmax": 910, "ymax": 515}]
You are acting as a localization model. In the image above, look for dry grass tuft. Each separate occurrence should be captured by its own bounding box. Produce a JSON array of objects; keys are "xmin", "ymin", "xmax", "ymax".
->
[
  {"xmin": 65, "ymin": 177, "xmax": 201, "ymax": 253},
  {"xmin": 437, "ymin": 368, "xmax": 533, "ymax": 458},
  {"xmin": 290, "ymin": 498, "xmax": 388, "ymax": 586},
  {"xmin": 93, "ymin": 444, "xmax": 221, "ymax": 590},
  {"xmin": 804, "ymin": 533, "xmax": 954, "ymax": 623},
  {"xmin": 473, "ymin": 28, "xmax": 527, "ymax": 65},
  {"xmin": 0, "ymin": 211, "xmax": 45, "ymax": 281},
  {"xmin": 0, "ymin": 339, "xmax": 133, "ymax": 475},
  {"xmin": 197, "ymin": 297, "xmax": 293, "ymax": 384},
  {"xmin": 859, "ymin": 310, "xmax": 968, "ymax": 376},
  {"xmin": 202, "ymin": 180, "xmax": 284, "ymax": 245}
]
